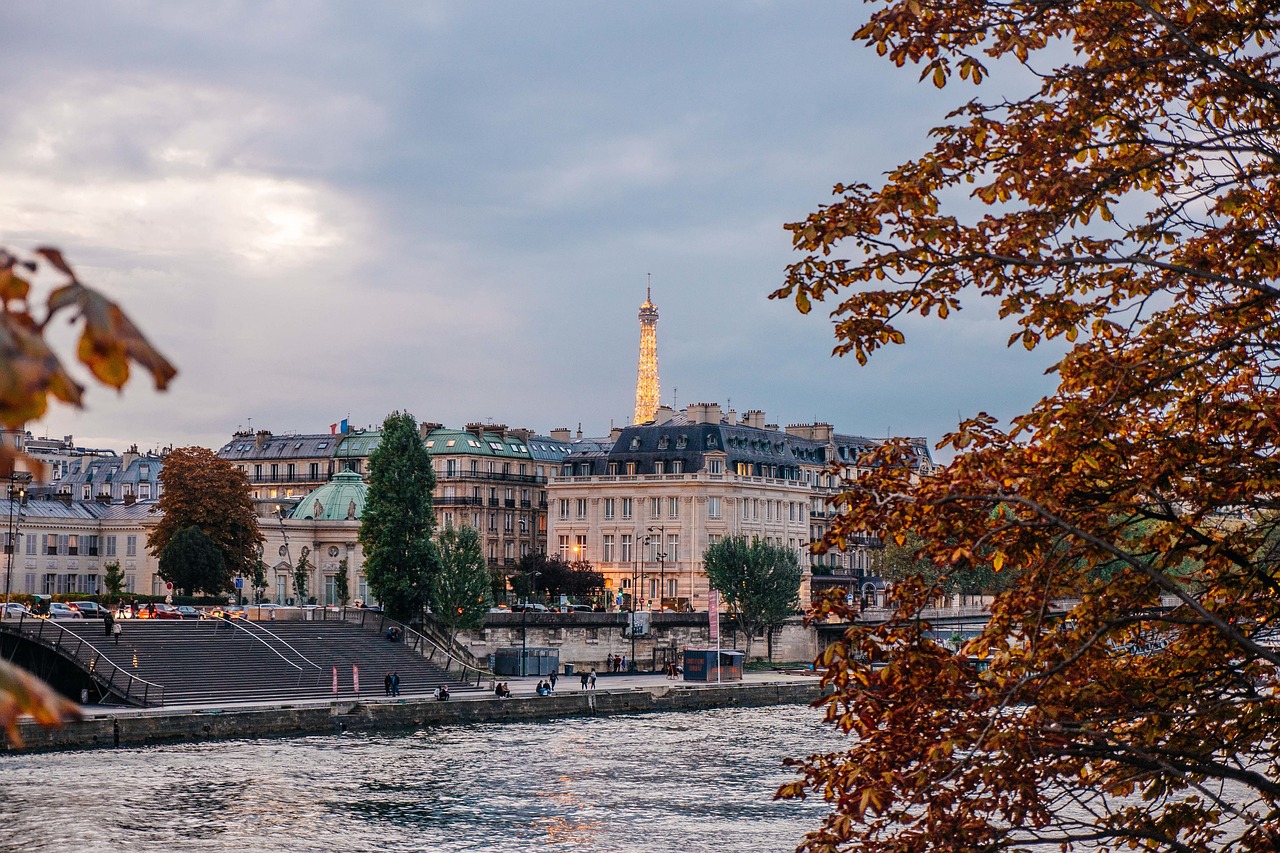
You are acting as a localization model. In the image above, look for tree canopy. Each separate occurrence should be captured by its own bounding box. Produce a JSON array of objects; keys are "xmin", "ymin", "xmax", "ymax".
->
[
  {"xmin": 702, "ymin": 536, "xmax": 801, "ymax": 660},
  {"xmin": 774, "ymin": 1, "xmax": 1280, "ymax": 850},
  {"xmin": 358, "ymin": 411, "xmax": 438, "ymax": 621},
  {"xmin": 158, "ymin": 526, "xmax": 227, "ymax": 596},
  {"xmin": 430, "ymin": 524, "xmax": 492, "ymax": 667},
  {"xmin": 149, "ymin": 446, "xmax": 261, "ymax": 582}
]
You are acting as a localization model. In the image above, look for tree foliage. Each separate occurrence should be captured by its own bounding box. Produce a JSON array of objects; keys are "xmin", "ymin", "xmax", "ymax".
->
[
  {"xmin": 333, "ymin": 558, "xmax": 350, "ymax": 606},
  {"xmin": 0, "ymin": 245, "xmax": 175, "ymax": 744},
  {"xmin": 702, "ymin": 536, "xmax": 801, "ymax": 660},
  {"xmin": 430, "ymin": 524, "xmax": 492, "ymax": 666},
  {"xmin": 293, "ymin": 551, "xmax": 310, "ymax": 604},
  {"xmin": 158, "ymin": 525, "xmax": 227, "ymax": 595},
  {"xmin": 102, "ymin": 560, "xmax": 126, "ymax": 602},
  {"xmin": 775, "ymin": 2, "xmax": 1280, "ymax": 850},
  {"xmin": 149, "ymin": 446, "xmax": 261, "ymax": 579},
  {"xmin": 358, "ymin": 411, "xmax": 438, "ymax": 621}
]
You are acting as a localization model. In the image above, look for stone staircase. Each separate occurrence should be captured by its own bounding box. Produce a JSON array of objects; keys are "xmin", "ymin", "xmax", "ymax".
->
[{"xmin": 54, "ymin": 618, "xmax": 482, "ymax": 706}]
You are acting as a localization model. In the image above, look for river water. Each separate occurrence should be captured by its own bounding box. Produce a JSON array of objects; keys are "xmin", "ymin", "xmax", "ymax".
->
[{"xmin": 0, "ymin": 705, "xmax": 842, "ymax": 853}]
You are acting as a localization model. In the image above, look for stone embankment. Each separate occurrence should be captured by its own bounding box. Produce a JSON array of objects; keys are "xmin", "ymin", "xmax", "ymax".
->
[{"xmin": 10, "ymin": 676, "xmax": 824, "ymax": 753}]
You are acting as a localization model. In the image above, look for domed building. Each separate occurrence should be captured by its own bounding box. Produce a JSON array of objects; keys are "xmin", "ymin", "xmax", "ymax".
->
[{"xmin": 260, "ymin": 469, "xmax": 372, "ymax": 606}]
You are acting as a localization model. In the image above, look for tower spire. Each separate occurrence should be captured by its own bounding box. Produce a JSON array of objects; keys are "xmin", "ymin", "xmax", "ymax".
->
[{"xmin": 633, "ymin": 283, "xmax": 660, "ymax": 424}]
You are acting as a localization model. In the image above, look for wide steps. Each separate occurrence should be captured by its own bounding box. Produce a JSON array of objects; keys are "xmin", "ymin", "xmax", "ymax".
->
[{"xmin": 53, "ymin": 619, "xmax": 479, "ymax": 706}]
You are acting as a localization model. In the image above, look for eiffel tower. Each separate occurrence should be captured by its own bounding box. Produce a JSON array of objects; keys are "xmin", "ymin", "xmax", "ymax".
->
[{"xmin": 632, "ymin": 287, "xmax": 660, "ymax": 424}]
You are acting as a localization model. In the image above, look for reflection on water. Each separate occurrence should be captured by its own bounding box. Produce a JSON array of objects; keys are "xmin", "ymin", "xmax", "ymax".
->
[{"xmin": 0, "ymin": 705, "xmax": 841, "ymax": 853}]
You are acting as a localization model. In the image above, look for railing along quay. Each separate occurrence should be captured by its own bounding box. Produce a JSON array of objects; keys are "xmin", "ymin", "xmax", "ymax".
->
[{"xmin": 0, "ymin": 614, "xmax": 165, "ymax": 706}]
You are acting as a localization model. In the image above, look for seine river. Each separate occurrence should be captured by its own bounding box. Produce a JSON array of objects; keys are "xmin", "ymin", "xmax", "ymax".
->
[{"xmin": 0, "ymin": 705, "xmax": 842, "ymax": 852}]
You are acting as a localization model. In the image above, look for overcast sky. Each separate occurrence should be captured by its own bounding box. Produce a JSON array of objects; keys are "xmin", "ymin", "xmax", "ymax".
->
[{"xmin": 2, "ymin": 1, "xmax": 1059, "ymax": 458}]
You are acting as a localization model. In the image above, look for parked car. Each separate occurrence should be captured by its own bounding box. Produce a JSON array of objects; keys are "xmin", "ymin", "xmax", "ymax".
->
[
  {"xmin": 176, "ymin": 605, "xmax": 201, "ymax": 619},
  {"xmin": 140, "ymin": 603, "xmax": 182, "ymax": 619},
  {"xmin": 48, "ymin": 602, "xmax": 83, "ymax": 619},
  {"xmin": 71, "ymin": 601, "xmax": 110, "ymax": 619},
  {"xmin": 0, "ymin": 603, "xmax": 31, "ymax": 618},
  {"xmin": 558, "ymin": 604, "xmax": 594, "ymax": 614},
  {"xmin": 511, "ymin": 602, "xmax": 549, "ymax": 613}
]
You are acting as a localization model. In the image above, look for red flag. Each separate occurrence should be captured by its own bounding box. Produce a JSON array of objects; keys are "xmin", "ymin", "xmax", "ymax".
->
[
  {"xmin": 353, "ymin": 664, "xmax": 360, "ymax": 695},
  {"xmin": 332, "ymin": 666, "xmax": 338, "ymax": 695}
]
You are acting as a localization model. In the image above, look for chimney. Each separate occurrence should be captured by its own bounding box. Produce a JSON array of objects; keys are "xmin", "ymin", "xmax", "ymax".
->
[
  {"xmin": 744, "ymin": 410, "xmax": 766, "ymax": 429},
  {"xmin": 726, "ymin": 409, "xmax": 737, "ymax": 425},
  {"xmin": 550, "ymin": 428, "xmax": 572, "ymax": 441},
  {"xmin": 255, "ymin": 430, "xmax": 271, "ymax": 449},
  {"xmin": 609, "ymin": 426, "xmax": 624, "ymax": 441},
  {"xmin": 654, "ymin": 406, "xmax": 675, "ymax": 425},
  {"xmin": 123, "ymin": 493, "xmax": 137, "ymax": 506},
  {"xmin": 686, "ymin": 402, "xmax": 722, "ymax": 425}
]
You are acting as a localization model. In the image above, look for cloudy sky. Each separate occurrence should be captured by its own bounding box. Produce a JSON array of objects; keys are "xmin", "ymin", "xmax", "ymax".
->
[{"xmin": 2, "ymin": 1, "xmax": 1059, "ymax": 457}]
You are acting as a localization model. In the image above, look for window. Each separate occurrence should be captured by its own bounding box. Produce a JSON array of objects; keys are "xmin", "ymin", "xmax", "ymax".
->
[
  {"xmin": 574, "ymin": 535, "xmax": 587, "ymax": 560},
  {"xmin": 105, "ymin": 535, "xmax": 116, "ymax": 557},
  {"xmin": 603, "ymin": 498, "xmax": 615, "ymax": 519},
  {"xmin": 621, "ymin": 498, "xmax": 633, "ymax": 519},
  {"xmin": 67, "ymin": 535, "xmax": 78, "ymax": 556},
  {"xmin": 621, "ymin": 534, "xmax": 632, "ymax": 563},
  {"xmin": 443, "ymin": 511, "xmax": 454, "ymax": 528},
  {"xmin": 559, "ymin": 499, "xmax": 570, "ymax": 520},
  {"xmin": 708, "ymin": 497, "xmax": 721, "ymax": 519},
  {"xmin": 667, "ymin": 534, "xmax": 679, "ymax": 563},
  {"xmin": 607, "ymin": 462, "xmax": 619, "ymax": 475},
  {"xmin": 287, "ymin": 463, "xmax": 296, "ymax": 480},
  {"xmin": 626, "ymin": 462, "xmax": 637, "ymax": 475},
  {"xmin": 668, "ymin": 497, "xmax": 679, "ymax": 518},
  {"xmin": 46, "ymin": 534, "xmax": 58, "ymax": 555},
  {"xmin": 558, "ymin": 535, "xmax": 570, "ymax": 560},
  {"xmin": 602, "ymin": 535, "xmax": 614, "ymax": 562},
  {"xmin": 488, "ymin": 513, "xmax": 497, "ymax": 531},
  {"xmin": 140, "ymin": 482, "xmax": 151, "ymax": 500},
  {"xmin": 504, "ymin": 541, "xmax": 514, "ymax": 561},
  {"xmin": 2, "ymin": 532, "xmax": 12, "ymax": 555},
  {"xmin": 25, "ymin": 533, "xmax": 36, "ymax": 556},
  {"xmin": 126, "ymin": 535, "xmax": 137, "ymax": 557},
  {"xmin": 504, "ymin": 513, "xmax": 513, "ymax": 532},
  {"xmin": 671, "ymin": 460, "xmax": 683, "ymax": 474},
  {"xmin": 654, "ymin": 460, "xmax": 665, "ymax": 475},
  {"xmin": 310, "ymin": 462, "xmax": 320, "ymax": 480},
  {"xmin": 650, "ymin": 497, "xmax": 661, "ymax": 517},
  {"xmin": 82, "ymin": 484, "xmax": 91, "ymax": 501},
  {"xmin": 576, "ymin": 498, "xmax": 588, "ymax": 519},
  {"xmin": 708, "ymin": 533, "xmax": 721, "ymax": 548}
]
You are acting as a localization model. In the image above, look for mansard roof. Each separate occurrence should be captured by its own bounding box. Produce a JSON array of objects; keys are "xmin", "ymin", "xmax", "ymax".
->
[{"xmin": 219, "ymin": 432, "xmax": 338, "ymax": 461}]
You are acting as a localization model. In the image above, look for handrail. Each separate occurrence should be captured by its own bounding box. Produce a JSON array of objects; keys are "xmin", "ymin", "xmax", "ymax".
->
[
  {"xmin": 233, "ymin": 619, "xmax": 324, "ymax": 671},
  {"xmin": 211, "ymin": 616, "xmax": 303, "ymax": 672},
  {"xmin": 0, "ymin": 614, "xmax": 166, "ymax": 706},
  {"xmin": 323, "ymin": 607, "xmax": 494, "ymax": 686}
]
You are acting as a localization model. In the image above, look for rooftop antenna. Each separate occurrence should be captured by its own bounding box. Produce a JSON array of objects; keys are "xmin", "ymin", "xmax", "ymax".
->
[
  {"xmin": 673, "ymin": 386, "xmax": 678, "ymax": 409},
  {"xmin": 647, "ymin": 272, "xmax": 651, "ymax": 301}
]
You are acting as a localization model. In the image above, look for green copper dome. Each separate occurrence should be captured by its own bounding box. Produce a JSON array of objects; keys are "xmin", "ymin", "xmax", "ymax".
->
[{"xmin": 290, "ymin": 469, "xmax": 367, "ymax": 521}]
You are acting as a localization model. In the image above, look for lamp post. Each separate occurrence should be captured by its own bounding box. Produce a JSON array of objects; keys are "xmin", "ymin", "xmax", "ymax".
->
[
  {"xmin": 3, "ymin": 472, "xmax": 30, "ymax": 619},
  {"xmin": 520, "ymin": 570, "xmax": 542, "ymax": 677},
  {"xmin": 647, "ymin": 525, "xmax": 666, "ymax": 612}
]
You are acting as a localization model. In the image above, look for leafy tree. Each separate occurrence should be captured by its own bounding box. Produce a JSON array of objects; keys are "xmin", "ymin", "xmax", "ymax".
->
[
  {"xmin": 358, "ymin": 411, "xmax": 438, "ymax": 621},
  {"xmin": 774, "ymin": 2, "xmax": 1280, "ymax": 849},
  {"xmin": 158, "ymin": 526, "xmax": 227, "ymax": 595},
  {"xmin": 149, "ymin": 446, "xmax": 262, "ymax": 579},
  {"xmin": 333, "ymin": 558, "xmax": 350, "ymax": 606},
  {"xmin": 292, "ymin": 552, "xmax": 309, "ymax": 604},
  {"xmin": 702, "ymin": 536, "xmax": 801, "ymax": 660},
  {"xmin": 0, "ymin": 245, "xmax": 174, "ymax": 744},
  {"xmin": 430, "ymin": 524, "xmax": 492, "ymax": 668},
  {"xmin": 250, "ymin": 557, "xmax": 267, "ymax": 605},
  {"xmin": 102, "ymin": 561, "xmax": 126, "ymax": 602},
  {"xmin": 538, "ymin": 555, "xmax": 605, "ymax": 601}
]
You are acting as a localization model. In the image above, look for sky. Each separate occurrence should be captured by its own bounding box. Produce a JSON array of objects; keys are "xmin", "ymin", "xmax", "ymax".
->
[{"xmin": 1, "ymin": 1, "xmax": 1061, "ymax": 458}]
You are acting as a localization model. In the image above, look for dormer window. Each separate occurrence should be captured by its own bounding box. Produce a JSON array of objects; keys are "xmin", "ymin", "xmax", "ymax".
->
[
  {"xmin": 657, "ymin": 436, "xmax": 669, "ymax": 449},
  {"xmin": 676, "ymin": 435, "xmax": 687, "ymax": 449}
]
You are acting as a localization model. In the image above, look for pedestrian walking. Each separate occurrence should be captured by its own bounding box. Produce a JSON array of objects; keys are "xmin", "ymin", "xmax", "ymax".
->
[
  {"xmin": 549, "ymin": 671, "xmax": 558, "ymax": 693},
  {"xmin": 589, "ymin": 668, "xmax": 597, "ymax": 690},
  {"xmin": 112, "ymin": 619, "xmax": 122, "ymax": 645},
  {"xmin": 580, "ymin": 671, "xmax": 589, "ymax": 690},
  {"xmin": 103, "ymin": 610, "xmax": 114, "ymax": 638},
  {"xmin": 384, "ymin": 673, "xmax": 392, "ymax": 696},
  {"xmin": 620, "ymin": 654, "xmax": 627, "ymax": 672},
  {"xmin": 391, "ymin": 672, "xmax": 400, "ymax": 696}
]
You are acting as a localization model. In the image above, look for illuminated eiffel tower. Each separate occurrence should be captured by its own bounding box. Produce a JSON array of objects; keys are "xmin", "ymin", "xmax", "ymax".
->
[{"xmin": 632, "ymin": 286, "xmax": 660, "ymax": 424}]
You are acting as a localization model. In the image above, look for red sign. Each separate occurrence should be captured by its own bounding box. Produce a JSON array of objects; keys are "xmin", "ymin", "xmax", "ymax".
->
[{"xmin": 708, "ymin": 590, "xmax": 720, "ymax": 643}]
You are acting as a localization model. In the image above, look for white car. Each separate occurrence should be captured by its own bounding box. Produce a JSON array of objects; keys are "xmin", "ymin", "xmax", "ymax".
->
[
  {"xmin": 0, "ymin": 603, "xmax": 31, "ymax": 618},
  {"xmin": 49, "ymin": 602, "xmax": 83, "ymax": 619}
]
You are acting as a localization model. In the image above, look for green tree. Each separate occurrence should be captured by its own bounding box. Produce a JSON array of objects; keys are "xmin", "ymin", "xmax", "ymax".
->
[
  {"xmin": 158, "ymin": 525, "xmax": 227, "ymax": 595},
  {"xmin": 250, "ymin": 557, "xmax": 267, "ymax": 605},
  {"xmin": 149, "ymin": 446, "xmax": 262, "ymax": 579},
  {"xmin": 102, "ymin": 560, "xmax": 126, "ymax": 602},
  {"xmin": 702, "ymin": 536, "xmax": 801, "ymax": 660},
  {"xmin": 292, "ymin": 552, "xmax": 309, "ymax": 604},
  {"xmin": 430, "ymin": 524, "xmax": 492, "ymax": 668},
  {"xmin": 358, "ymin": 411, "xmax": 438, "ymax": 621},
  {"xmin": 773, "ymin": 0, "xmax": 1280, "ymax": 848},
  {"xmin": 333, "ymin": 558, "xmax": 350, "ymax": 606}
]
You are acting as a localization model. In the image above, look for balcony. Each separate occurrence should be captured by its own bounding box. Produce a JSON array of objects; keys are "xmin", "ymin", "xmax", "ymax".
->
[
  {"xmin": 488, "ymin": 498, "xmax": 499, "ymax": 506},
  {"xmin": 435, "ymin": 496, "xmax": 484, "ymax": 507},
  {"xmin": 504, "ymin": 499, "xmax": 516, "ymax": 507},
  {"xmin": 437, "ymin": 470, "xmax": 547, "ymax": 485}
]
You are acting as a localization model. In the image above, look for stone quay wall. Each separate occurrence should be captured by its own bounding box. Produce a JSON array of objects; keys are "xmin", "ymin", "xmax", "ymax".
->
[
  {"xmin": 466, "ymin": 613, "xmax": 819, "ymax": 671},
  {"xmin": 10, "ymin": 679, "xmax": 824, "ymax": 754}
]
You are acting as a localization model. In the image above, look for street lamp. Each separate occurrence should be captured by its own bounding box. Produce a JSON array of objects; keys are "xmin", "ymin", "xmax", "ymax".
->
[
  {"xmin": 520, "ymin": 570, "xmax": 542, "ymax": 677},
  {"xmin": 647, "ymin": 526, "xmax": 666, "ymax": 612},
  {"xmin": 4, "ymin": 472, "xmax": 30, "ymax": 619}
]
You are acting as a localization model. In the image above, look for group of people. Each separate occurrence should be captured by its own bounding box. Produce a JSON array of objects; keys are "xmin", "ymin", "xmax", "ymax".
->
[
  {"xmin": 494, "ymin": 682, "xmax": 512, "ymax": 698},
  {"xmin": 432, "ymin": 685, "xmax": 450, "ymax": 701},
  {"xmin": 578, "ymin": 668, "xmax": 598, "ymax": 690},
  {"xmin": 383, "ymin": 672, "xmax": 401, "ymax": 696},
  {"xmin": 385, "ymin": 626, "xmax": 402, "ymax": 642},
  {"xmin": 606, "ymin": 654, "xmax": 627, "ymax": 673},
  {"xmin": 664, "ymin": 661, "xmax": 683, "ymax": 679},
  {"xmin": 102, "ymin": 610, "xmax": 122, "ymax": 644}
]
